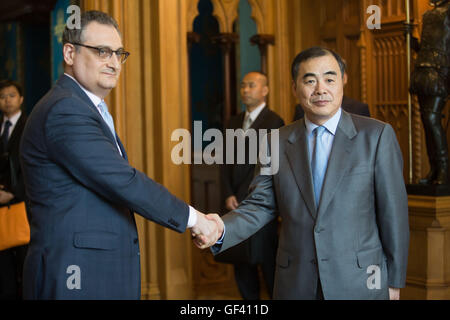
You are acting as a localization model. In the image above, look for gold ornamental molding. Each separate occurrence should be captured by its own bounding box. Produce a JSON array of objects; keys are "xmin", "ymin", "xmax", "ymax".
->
[
  {"xmin": 247, "ymin": 0, "xmax": 266, "ymax": 33},
  {"xmin": 211, "ymin": 0, "xmax": 240, "ymax": 33}
]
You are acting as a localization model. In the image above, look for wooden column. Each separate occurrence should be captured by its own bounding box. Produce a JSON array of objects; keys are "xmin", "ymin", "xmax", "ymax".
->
[
  {"xmin": 402, "ymin": 195, "xmax": 450, "ymax": 299},
  {"xmin": 250, "ymin": 34, "xmax": 275, "ymax": 74},
  {"xmin": 212, "ymin": 33, "xmax": 238, "ymax": 126}
]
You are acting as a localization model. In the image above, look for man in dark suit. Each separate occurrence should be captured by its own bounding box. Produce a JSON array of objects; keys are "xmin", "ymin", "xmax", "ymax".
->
[
  {"xmin": 293, "ymin": 73, "xmax": 370, "ymax": 121},
  {"xmin": 220, "ymin": 72, "xmax": 284, "ymax": 299},
  {"xmin": 199, "ymin": 47, "xmax": 409, "ymax": 300},
  {"xmin": 0, "ymin": 80, "xmax": 28, "ymax": 299},
  {"xmin": 19, "ymin": 10, "xmax": 221, "ymax": 300}
]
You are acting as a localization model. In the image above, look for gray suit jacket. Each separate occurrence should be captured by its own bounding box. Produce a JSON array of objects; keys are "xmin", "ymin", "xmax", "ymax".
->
[{"xmin": 214, "ymin": 110, "xmax": 409, "ymax": 300}]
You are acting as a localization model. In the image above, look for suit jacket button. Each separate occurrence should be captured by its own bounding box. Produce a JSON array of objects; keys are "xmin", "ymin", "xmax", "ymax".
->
[{"xmin": 134, "ymin": 238, "xmax": 138, "ymax": 244}]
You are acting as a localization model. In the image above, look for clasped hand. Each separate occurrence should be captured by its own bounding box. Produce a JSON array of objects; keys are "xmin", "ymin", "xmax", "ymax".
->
[{"xmin": 191, "ymin": 210, "xmax": 224, "ymax": 249}]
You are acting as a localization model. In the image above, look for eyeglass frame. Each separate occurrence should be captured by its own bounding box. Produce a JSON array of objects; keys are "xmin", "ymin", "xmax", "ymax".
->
[{"xmin": 71, "ymin": 42, "xmax": 130, "ymax": 64}]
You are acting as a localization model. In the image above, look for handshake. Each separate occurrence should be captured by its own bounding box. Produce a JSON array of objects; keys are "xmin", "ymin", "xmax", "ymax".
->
[{"xmin": 191, "ymin": 210, "xmax": 224, "ymax": 249}]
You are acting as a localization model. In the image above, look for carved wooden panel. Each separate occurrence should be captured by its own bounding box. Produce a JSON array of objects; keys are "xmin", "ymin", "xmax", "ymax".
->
[
  {"xmin": 372, "ymin": 27, "xmax": 411, "ymax": 180},
  {"xmin": 359, "ymin": 0, "xmax": 432, "ymax": 183},
  {"xmin": 320, "ymin": 0, "xmax": 362, "ymax": 101}
]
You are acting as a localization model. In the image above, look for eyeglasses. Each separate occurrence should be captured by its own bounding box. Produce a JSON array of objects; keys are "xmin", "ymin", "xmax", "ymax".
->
[{"xmin": 71, "ymin": 43, "xmax": 130, "ymax": 64}]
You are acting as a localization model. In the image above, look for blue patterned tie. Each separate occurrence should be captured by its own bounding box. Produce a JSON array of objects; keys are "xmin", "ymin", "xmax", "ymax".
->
[
  {"xmin": 311, "ymin": 126, "xmax": 327, "ymax": 207},
  {"xmin": 98, "ymin": 101, "xmax": 116, "ymax": 138}
]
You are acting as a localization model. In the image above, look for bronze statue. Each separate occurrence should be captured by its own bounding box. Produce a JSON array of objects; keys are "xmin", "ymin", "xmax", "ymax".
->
[{"xmin": 409, "ymin": 0, "xmax": 450, "ymax": 185}]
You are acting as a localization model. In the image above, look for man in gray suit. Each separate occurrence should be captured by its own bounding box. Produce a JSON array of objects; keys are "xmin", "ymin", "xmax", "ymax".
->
[{"xmin": 197, "ymin": 47, "xmax": 409, "ymax": 300}]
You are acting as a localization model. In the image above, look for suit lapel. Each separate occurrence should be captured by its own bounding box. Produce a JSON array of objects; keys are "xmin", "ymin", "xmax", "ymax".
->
[
  {"xmin": 1, "ymin": 113, "xmax": 26, "ymax": 152},
  {"xmin": 249, "ymin": 106, "xmax": 269, "ymax": 130},
  {"xmin": 57, "ymin": 75, "xmax": 120, "ymax": 149},
  {"xmin": 316, "ymin": 111, "xmax": 357, "ymax": 219},
  {"xmin": 285, "ymin": 119, "xmax": 317, "ymax": 219},
  {"xmin": 7, "ymin": 113, "xmax": 26, "ymax": 149},
  {"xmin": 116, "ymin": 135, "xmax": 128, "ymax": 161}
]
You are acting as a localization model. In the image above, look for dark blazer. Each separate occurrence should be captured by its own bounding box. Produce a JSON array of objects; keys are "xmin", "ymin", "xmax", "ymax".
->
[
  {"xmin": 293, "ymin": 96, "xmax": 370, "ymax": 121},
  {"xmin": 215, "ymin": 111, "xmax": 409, "ymax": 299},
  {"xmin": 0, "ymin": 112, "xmax": 27, "ymax": 205},
  {"xmin": 218, "ymin": 106, "xmax": 284, "ymax": 264},
  {"xmin": 20, "ymin": 75, "xmax": 189, "ymax": 299}
]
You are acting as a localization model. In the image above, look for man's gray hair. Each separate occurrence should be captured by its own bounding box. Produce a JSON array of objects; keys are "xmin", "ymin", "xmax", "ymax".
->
[{"xmin": 62, "ymin": 10, "xmax": 121, "ymax": 49}]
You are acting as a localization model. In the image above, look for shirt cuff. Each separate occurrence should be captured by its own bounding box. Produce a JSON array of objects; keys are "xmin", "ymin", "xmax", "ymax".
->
[
  {"xmin": 216, "ymin": 225, "xmax": 225, "ymax": 244},
  {"xmin": 187, "ymin": 206, "xmax": 198, "ymax": 228}
]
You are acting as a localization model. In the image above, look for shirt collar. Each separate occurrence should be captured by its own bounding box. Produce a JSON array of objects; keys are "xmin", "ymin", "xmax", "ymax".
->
[
  {"xmin": 3, "ymin": 110, "xmax": 22, "ymax": 127},
  {"xmin": 304, "ymin": 108, "xmax": 342, "ymax": 136},
  {"xmin": 245, "ymin": 102, "xmax": 266, "ymax": 122},
  {"xmin": 64, "ymin": 73, "xmax": 103, "ymax": 108}
]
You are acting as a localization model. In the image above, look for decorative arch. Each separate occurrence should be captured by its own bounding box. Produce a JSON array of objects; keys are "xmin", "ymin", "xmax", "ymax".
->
[
  {"xmin": 247, "ymin": 0, "xmax": 265, "ymax": 34},
  {"xmin": 210, "ymin": 0, "xmax": 240, "ymax": 33},
  {"xmin": 186, "ymin": 0, "xmax": 201, "ymax": 33}
]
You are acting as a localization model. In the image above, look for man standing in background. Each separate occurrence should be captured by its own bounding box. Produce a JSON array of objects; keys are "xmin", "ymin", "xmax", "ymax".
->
[
  {"xmin": 0, "ymin": 80, "xmax": 28, "ymax": 299},
  {"xmin": 219, "ymin": 71, "xmax": 284, "ymax": 299}
]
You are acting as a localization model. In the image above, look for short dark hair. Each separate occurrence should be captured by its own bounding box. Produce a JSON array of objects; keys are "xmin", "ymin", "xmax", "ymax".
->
[
  {"xmin": 291, "ymin": 46, "xmax": 346, "ymax": 82},
  {"xmin": 62, "ymin": 10, "xmax": 121, "ymax": 50},
  {"xmin": 0, "ymin": 80, "xmax": 23, "ymax": 96}
]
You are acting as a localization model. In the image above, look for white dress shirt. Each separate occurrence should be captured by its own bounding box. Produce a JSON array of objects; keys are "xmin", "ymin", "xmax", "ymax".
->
[
  {"xmin": 243, "ymin": 102, "xmax": 266, "ymax": 128},
  {"xmin": 1, "ymin": 110, "xmax": 22, "ymax": 140}
]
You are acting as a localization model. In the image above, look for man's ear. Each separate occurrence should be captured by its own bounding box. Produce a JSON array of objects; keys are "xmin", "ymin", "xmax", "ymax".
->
[
  {"xmin": 63, "ymin": 43, "xmax": 76, "ymax": 66},
  {"xmin": 291, "ymin": 80, "xmax": 297, "ymax": 97},
  {"xmin": 343, "ymin": 72, "xmax": 348, "ymax": 85},
  {"xmin": 263, "ymin": 85, "xmax": 269, "ymax": 97}
]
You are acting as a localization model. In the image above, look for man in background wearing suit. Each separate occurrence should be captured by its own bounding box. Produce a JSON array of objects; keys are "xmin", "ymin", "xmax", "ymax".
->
[
  {"xmin": 220, "ymin": 72, "xmax": 284, "ymax": 299},
  {"xmin": 199, "ymin": 47, "xmax": 409, "ymax": 300},
  {"xmin": 20, "ymin": 10, "xmax": 222, "ymax": 300},
  {"xmin": 0, "ymin": 80, "xmax": 28, "ymax": 299},
  {"xmin": 293, "ymin": 73, "xmax": 370, "ymax": 121}
]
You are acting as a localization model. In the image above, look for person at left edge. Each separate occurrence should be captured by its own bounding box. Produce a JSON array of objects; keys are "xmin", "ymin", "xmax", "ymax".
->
[
  {"xmin": 19, "ymin": 10, "xmax": 222, "ymax": 300},
  {"xmin": 0, "ymin": 80, "xmax": 28, "ymax": 300}
]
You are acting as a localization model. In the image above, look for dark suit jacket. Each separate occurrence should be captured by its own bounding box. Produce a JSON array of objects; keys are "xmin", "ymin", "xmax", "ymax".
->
[
  {"xmin": 0, "ymin": 112, "xmax": 27, "ymax": 205},
  {"xmin": 293, "ymin": 96, "xmax": 370, "ymax": 121},
  {"xmin": 20, "ymin": 75, "xmax": 189, "ymax": 299},
  {"xmin": 214, "ymin": 111, "xmax": 409, "ymax": 299},
  {"xmin": 218, "ymin": 106, "xmax": 284, "ymax": 264}
]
